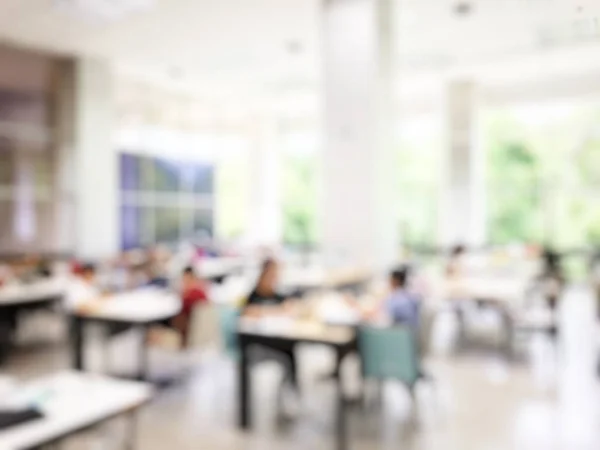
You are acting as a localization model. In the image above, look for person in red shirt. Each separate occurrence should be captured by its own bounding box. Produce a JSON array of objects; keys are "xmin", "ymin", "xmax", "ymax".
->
[{"xmin": 173, "ymin": 266, "xmax": 208, "ymax": 348}]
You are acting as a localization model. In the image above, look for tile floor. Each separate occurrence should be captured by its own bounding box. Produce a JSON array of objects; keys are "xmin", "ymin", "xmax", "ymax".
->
[{"xmin": 2, "ymin": 285, "xmax": 600, "ymax": 450}]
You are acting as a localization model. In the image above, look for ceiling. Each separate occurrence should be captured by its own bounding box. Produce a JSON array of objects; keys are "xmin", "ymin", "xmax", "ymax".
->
[
  {"xmin": 0, "ymin": 0, "xmax": 320, "ymax": 89},
  {"xmin": 396, "ymin": 0, "xmax": 600, "ymax": 69},
  {"xmin": 0, "ymin": 0, "xmax": 600, "ymax": 96}
]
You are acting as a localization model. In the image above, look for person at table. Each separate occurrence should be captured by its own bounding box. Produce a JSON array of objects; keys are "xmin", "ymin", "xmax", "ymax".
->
[
  {"xmin": 65, "ymin": 263, "xmax": 106, "ymax": 313},
  {"xmin": 242, "ymin": 258, "xmax": 300, "ymax": 408},
  {"xmin": 0, "ymin": 261, "xmax": 14, "ymax": 286},
  {"xmin": 243, "ymin": 258, "xmax": 291, "ymax": 317},
  {"xmin": 383, "ymin": 267, "xmax": 420, "ymax": 329},
  {"xmin": 146, "ymin": 245, "xmax": 171, "ymax": 288},
  {"xmin": 537, "ymin": 247, "xmax": 565, "ymax": 312},
  {"xmin": 142, "ymin": 262, "xmax": 170, "ymax": 289},
  {"xmin": 169, "ymin": 266, "xmax": 208, "ymax": 349},
  {"xmin": 446, "ymin": 244, "xmax": 466, "ymax": 278},
  {"xmin": 367, "ymin": 267, "xmax": 421, "ymax": 328}
]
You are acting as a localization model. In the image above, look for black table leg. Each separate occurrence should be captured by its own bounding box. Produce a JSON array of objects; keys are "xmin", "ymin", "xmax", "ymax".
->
[
  {"xmin": 125, "ymin": 410, "xmax": 138, "ymax": 450},
  {"xmin": 238, "ymin": 339, "xmax": 251, "ymax": 429},
  {"xmin": 71, "ymin": 316, "xmax": 84, "ymax": 371},
  {"xmin": 0, "ymin": 315, "xmax": 11, "ymax": 365},
  {"xmin": 335, "ymin": 347, "xmax": 348, "ymax": 450},
  {"xmin": 136, "ymin": 325, "xmax": 149, "ymax": 382}
]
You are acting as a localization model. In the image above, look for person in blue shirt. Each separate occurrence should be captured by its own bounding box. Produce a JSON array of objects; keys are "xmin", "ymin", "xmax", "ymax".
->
[{"xmin": 379, "ymin": 267, "xmax": 420, "ymax": 328}]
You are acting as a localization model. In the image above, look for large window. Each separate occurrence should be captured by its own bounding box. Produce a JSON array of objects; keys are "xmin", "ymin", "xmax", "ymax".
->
[
  {"xmin": 281, "ymin": 127, "xmax": 320, "ymax": 246},
  {"xmin": 215, "ymin": 135, "xmax": 251, "ymax": 240},
  {"xmin": 485, "ymin": 99, "xmax": 600, "ymax": 249},
  {"xmin": 395, "ymin": 116, "xmax": 442, "ymax": 249},
  {"xmin": 485, "ymin": 112, "xmax": 545, "ymax": 245},
  {"xmin": 120, "ymin": 152, "xmax": 214, "ymax": 250},
  {"xmin": 0, "ymin": 90, "xmax": 58, "ymax": 253}
]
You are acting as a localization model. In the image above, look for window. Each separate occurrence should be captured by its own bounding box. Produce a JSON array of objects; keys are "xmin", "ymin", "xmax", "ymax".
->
[
  {"xmin": 119, "ymin": 152, "xmax": 214, "ymax": 249},
  {"xmin": 484, "ymin": 100, "xmax": 600, "ymax": 250},
  {"xmin": 215, "ymin": 135, "xmax": 251, "ymax": 240},
  {"xmin": 485, "ymin": 112, "xmax": 545, "ymax": 245},
  {"xmin": 281, "ymin": 128, "xmax": 320, "ymax": 246},
  {"xmin": 396, "ymin": 116, "xmax": 441, "ymax": 249},
  {"xmin": 0, "ymin": 90, "xmax": 57, "ymax": 253}
]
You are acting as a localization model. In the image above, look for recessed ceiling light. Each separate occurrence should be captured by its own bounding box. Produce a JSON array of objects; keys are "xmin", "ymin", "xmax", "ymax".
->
[
  {"xmin": 454, "ymin": 2, "xmax": 473, "ymax": 17},
  {"xmin": 286, "ymin": 40, "xmax": 303, "ymax": 55},
  {"xmin": 168, "ymin": 67, "xmax": 184, "ymax": 80},
  {"xmin": 54, "ymin": 0, "xmax": 155, "ymax": 22}
]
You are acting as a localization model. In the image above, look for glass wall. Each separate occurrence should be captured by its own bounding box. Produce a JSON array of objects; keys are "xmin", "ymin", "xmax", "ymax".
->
[
  {"xmin": 119, "ymin": 152, "xmax": 214, "ymax": 250},
  {"xmin": 280, "ymin": 126, "xmax": 320, "ymax": 246},
  {"xmin": 395, "ymin": 115, "xmax": 442, "ymax": 249},
  {"xmin": 484, "ymin": 98, "xmax": 600, "ymax": 250},
  {"xmin": 215, "ymin": 135, "xmax": 252, "ymax": 240},
  {"xmin": 0, "ymin": 89, "xmax": 57, "ymax": 253}
]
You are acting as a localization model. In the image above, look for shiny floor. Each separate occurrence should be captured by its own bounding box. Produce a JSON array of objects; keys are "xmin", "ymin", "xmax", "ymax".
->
[{"xmin": 3, "ymin": 286, "xmax": 600, "ymax": 450}]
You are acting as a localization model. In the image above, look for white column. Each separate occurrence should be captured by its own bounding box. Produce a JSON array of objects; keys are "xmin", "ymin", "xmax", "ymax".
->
[
  {"xmin": 442, "ymin": 81, "xmax": 485, "ymax": 246},
  {"xmin": 321, "ymin": 0, "xmax": 397, "ymax": 269},
  {"xmin": 248, "ymin": 117, "xmax": 282, "ymax": 248},
  {"xmin": 57, "ymin": 58, "xmax": 118, "ymax": 259}
]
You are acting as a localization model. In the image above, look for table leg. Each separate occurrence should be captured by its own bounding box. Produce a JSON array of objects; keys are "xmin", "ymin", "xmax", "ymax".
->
[
  {"xmin": 136, "ymin": 325, "xmax": 149, "ymax": 382},
  {"xmin": 71, "ymin": 317, "xmax": 84, "ymax": 371},
  {"xmin": 238, "ymin": 339, "xmax": 251, "ymax": 429},
  {"xmin": 335, "ymin": 348, "xmax": 348, "ymax": 450},
  {"xmin": 0, "ymin": 315, "xmax": 11, "ymax": 365},
  {"xmin": 124, "ymin": 410, "xmax": 138, "ymax": 450},
  {"xmin": 501, "ymin": 309, "xmax": 514, "ymax": 358}
]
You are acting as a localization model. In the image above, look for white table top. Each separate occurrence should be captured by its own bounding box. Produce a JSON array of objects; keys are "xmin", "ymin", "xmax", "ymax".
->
[
  {"xmin": 440, "ymin": 275, "xmax": 530, "ymax": 306},
  {"xmin": 0, "ymin": 280, "xmax": 65, "ymax": 307},
  {"xmin": 279, "ymin": 266, "xmax": 371, "ymax": 291},
  {"xmin": 0, "ymin": 371, "xmax": 152, "ymax": 450},
  {"xmin": 74, "ymin": 288, "xmax": 181, "ymax": 323},
  {"xmin": 238, "ymin": 317, "xmax": 355, "ymax": 345},
  {"xmin": 194, "ymin": 257, "xmax": 245, "ymax": 279}
]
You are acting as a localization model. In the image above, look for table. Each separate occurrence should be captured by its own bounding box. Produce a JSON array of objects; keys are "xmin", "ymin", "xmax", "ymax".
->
[
  {"xmin": 237, "ymin": 318, "xmax": 357, "ymax": 450},
  {"xmin": 439, "ymin": 275, "xmax": 534, "ymax": 353},
  {"xmin": 0, "ymin": 371, "xmax": 152, "ymax": 450},
  {"xmin": 70, "ymin": 288, "xmax": 181, "ymax": 381},
  {"xmin": 279, "ymin": 266, "xmax": 372, "ymax": 296},
  {"xmin": 195, "ymin": 257, "xmax": 245, "ymax": 283},
  {"xmin": 442, "ymin": 275, "xmax": 530, "ymax": 306},
  {"xmin": 0, "ymin": 280, "xmax": 65, "ymax": 363},
  {"xmin": 0, "ymin": 279, "xmax": 65, "ymax": 307}
]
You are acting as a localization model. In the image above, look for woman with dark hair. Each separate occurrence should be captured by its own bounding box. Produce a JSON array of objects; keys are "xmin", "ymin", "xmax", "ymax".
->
[
  {"xmin": 242, "ymin": 259, "xmax": 300, "ymax": 413},
  {"xmin": 243, "ymin": 259, "xmax": 288, "ymax": 316},
  {"xmin": 446, "ymin": 244, "xmax": 466, "ymax": 277}
]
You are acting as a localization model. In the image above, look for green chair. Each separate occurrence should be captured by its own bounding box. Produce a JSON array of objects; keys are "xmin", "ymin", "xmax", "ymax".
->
[
  {"xmin": 218, "ymin": 305, "xmax": 240, "ymax": 360},
  {"xmin": 358, "ymin": 325, "xmax": 421, "ymax": 395}
]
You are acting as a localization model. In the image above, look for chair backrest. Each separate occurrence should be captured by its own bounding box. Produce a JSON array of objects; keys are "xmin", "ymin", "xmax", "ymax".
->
[
  {"xmin": 218, "ymin": 305, "xmax": 240, "ymax": 359},
  {"xmin": 358, "ymin": 325, "xmax": 420, "ymax": 386}
]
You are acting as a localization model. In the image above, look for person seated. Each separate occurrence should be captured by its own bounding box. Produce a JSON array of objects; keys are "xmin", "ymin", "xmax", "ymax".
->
[
  {"xmin": 0, "ymin": 262, "xmax": 14, "ymax": 287},
  {"xmin": 243, "ymin": 258, "xmax": 291, "ymax": 317},
  {"xmin": 146, "ymin": 246, "xmax": 171, "ymax": 288},
  {"xmin": 33, "ymin": 258, "xmax": 52, "ymax": 279},
  {"xmin": 537, "ymin": 247, "xmax": 564, "ymax": 312},
  {"xmin": 65, "ymin": 263, "xmax": 106, "ymax": 313},
  {"xmin": 446, "ymin": 244, "xmax": 466, "ymax": 278},
  {"xmin": 169, "ymin": 266, "xmax": 208, "ymax": 349},
  {"xmin": 366, "ymin": 267, "xmax": 420, "ymax": 328},
  {"xmin": 241, "ymin": 259, "xmax": 300, "ymax": 411},
  {"xmin": 142, "ymin": 262, "xmax": 170, "ymax": 289}
]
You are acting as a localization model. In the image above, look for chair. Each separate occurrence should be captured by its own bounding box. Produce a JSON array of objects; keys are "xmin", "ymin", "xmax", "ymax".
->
[
  {"xmin": 358, "ymin": 325, "xmax": 421, "ymax": 396},
  {"xmin": 218, "ymin": 305, "xmax": 240, "ymax": 360}
]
